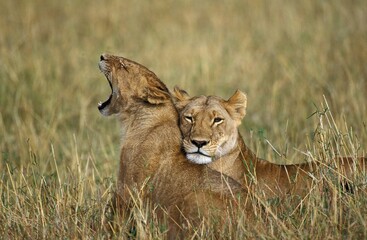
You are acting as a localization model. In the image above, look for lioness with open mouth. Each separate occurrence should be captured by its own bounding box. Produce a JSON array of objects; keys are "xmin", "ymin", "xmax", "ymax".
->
[
  {"xmin": 173, "ymin": 87, "xmax": 367, "ymax": 199},
  {"xmin": 97, "ymin": 54, "xmax": 252, "ymax": 238}
]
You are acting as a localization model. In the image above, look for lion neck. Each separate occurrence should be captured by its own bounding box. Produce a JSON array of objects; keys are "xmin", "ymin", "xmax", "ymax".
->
[
  {"xmin": 117, "ymin": 99, "xmax": 184, "ymax": 191},
  {"xmin": 119, "ymin": 101, "xmax": 181, "ymax": 144},
  {"xmin": 207, "ymin": 132, "xmax": 258, "ymax": 184},
  {"xmin": 237, "ymin": 132, "xmax": 258, "ymax": 164}
]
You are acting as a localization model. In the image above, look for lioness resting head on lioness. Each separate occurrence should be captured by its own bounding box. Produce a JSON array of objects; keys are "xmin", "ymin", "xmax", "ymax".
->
[
  {"xmin": 173, "ymin": 87, "xmax": 367, "ymax": 198},
  {"xmin": 97, "ymin": 54, "xmax": 252, "ymax": 238}
]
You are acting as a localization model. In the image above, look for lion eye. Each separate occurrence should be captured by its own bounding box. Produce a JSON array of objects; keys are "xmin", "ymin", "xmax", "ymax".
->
[
  {"xmin": 184, "ymin": 116, "xmax": 193, "ymax": 123},
  {"xmin": 213, "ymin": 117, "xmax": 223, "ymax": 124}
]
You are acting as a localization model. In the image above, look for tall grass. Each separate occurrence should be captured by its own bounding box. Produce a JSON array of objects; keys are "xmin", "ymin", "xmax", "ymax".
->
[{"xmin": 0, "ymin": 0, "xmax": 366, "ymax": 238}]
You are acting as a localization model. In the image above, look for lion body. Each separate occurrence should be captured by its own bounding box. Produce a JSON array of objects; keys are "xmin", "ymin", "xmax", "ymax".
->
[
  {"xmin": 209, "ymin": 134, "xmax": 315, "ymax": 197},
  {"xmin": 173, "ymin": 89, "xmax": 366, "ymax": 199}
]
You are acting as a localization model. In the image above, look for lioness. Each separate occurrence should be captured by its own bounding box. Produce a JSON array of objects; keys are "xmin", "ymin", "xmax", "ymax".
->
[
  {"xmin": 173, "ymin": 87, "xmax": 367, "ymax": 198},
  {"xmin": 97, "ymin": 54, "xmax": 251, "ymax": 238}
]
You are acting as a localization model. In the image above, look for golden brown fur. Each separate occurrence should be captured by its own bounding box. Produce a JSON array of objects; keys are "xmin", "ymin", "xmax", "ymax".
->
[
  {"xmin": 173, "ymin": 87, "xmax": 367, "ymax": 199},
  {"xmin": 97, "ymin": 54, "xmax": 252, "ymax": 238}
]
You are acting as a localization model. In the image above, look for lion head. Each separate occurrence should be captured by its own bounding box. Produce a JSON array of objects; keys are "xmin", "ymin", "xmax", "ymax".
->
[
  {"xmin": 173, "ymin": 87, "xmax": 247, "ymax": 164},
  {"xmin": 98, "ymin": 53, "xmax": 171, "ymax": 117}
]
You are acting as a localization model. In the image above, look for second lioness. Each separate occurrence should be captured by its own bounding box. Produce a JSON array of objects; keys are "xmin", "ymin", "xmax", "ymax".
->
[{"xmin": 173, "ymin": 87, "xmax": 366, "ymax": 198}]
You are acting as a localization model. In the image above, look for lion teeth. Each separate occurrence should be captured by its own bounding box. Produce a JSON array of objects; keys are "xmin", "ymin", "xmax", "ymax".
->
[{"xmin": 98, "ymin": 102, "xmax": 102, "ymax": 106}]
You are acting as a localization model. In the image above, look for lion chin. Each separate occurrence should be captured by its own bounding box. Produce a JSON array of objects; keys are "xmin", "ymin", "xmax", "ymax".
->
[{"xmin": 186, "ymin": 153, "xmax": 213, "ymax": 164}]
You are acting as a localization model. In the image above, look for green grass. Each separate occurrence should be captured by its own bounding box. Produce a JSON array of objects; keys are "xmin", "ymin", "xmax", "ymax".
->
[{"xmin": 1, "ymin": 0, "xmax": 366, "ymax": 238}]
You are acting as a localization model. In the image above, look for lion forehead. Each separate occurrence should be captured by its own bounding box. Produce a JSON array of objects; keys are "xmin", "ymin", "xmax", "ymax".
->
[
  {"xmin": 180, "ymin": 97, "xmax": 237, "ymax": 132},
  {"xmin": 182, "ymin": 97, "xmax": 229, "ymax": 117}
]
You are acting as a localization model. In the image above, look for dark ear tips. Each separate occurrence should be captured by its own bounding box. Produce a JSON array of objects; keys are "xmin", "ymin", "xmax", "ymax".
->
[
  {"xmin": 172, "ymin": 86, "xmax": 190, "ymax": 101},
  {"xmin": 144, "ymin": 77, "xmax": 171, "ymax": 105},
  {"xmin": 171, "ymin": 86, "xmax": 191, "ymax": 111},
  {"xmin": 146, "ymin": 87, "xmax": 171, "ymax": 105}
]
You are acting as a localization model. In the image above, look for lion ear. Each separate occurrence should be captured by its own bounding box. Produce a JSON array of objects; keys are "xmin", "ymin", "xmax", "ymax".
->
[
  {"xmin": 144, "ymin": 78, "xmax": 171, "ymax": 105},
  {"xmin": 225, "ymin": 90, "xmax": 247, "ymax": 124},
  {"xmin": 172, "ymin": 86, "xmax": 190, "ymax": 101},
  {"xmin": 171, "ymin": 86, "xmax": 191, "ymax": 110}
]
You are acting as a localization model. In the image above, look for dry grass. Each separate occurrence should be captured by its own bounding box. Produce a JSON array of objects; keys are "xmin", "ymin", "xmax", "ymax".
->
[{"xmin": 1, "ymin": 0, "xmax": 366, "ymax": 239}]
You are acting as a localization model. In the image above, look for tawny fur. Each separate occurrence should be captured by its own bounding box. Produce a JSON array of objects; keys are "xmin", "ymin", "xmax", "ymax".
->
[
  {"xmin": 173, "ymin": 87, "xmax": 367, "ymax": 199},
  {"xmin": 97, "ymin": 54, "xmax": 252, "ymax": 238}
]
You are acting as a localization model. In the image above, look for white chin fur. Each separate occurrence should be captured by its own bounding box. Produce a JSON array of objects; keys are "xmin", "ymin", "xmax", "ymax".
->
[
  {"xmin": 186, "ymin": 153, "xmax": 213, "ymax": 164},
  {"xmin": 99, "ymin": 107, "xmax": 110, "ymax": 116}
]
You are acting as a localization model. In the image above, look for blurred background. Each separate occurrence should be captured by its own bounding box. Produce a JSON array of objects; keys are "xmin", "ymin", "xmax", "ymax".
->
[{"xmin": 1, "ymin": 0, "xmax": 366, "ymax": 175}]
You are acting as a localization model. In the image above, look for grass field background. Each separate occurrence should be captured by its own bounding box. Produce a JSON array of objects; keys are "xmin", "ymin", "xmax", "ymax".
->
[{"xmin": 1, "ymin": 0, "xmax": 366, "ymax": 238}]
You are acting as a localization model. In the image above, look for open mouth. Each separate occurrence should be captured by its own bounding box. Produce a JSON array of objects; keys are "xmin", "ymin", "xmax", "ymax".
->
[{"xmin": 98, "ymin": 61, "xmax": 113, "ymax": 111}]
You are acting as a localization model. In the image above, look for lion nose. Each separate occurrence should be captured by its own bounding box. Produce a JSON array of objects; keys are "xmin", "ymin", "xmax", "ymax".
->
[
  {"xmin": 100, "ymin": 55, "xmax": 105, "ymax": 61},
  {"xmin": 191, "ymin": 140, "xmax": 209, "ymax": 148}
]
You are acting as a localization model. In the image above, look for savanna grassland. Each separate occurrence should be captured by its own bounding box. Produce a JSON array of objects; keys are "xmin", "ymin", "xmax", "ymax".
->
[{"xmin": 1, "ymin": 0, "xmax": 366, "ymax": 239}]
